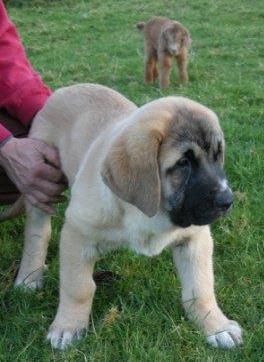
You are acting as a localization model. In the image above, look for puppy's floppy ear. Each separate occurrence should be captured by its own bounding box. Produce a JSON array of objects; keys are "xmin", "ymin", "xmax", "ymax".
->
[
  {"xmin": 182, "ymin": 29, "xmax": 191, "ymax": 48},
  {"xmin": 161, "ymin": 26, "xmax": 171, "ymax": 44},
  {"xmin": 161, "ymin": 26, "xmax": 175, "ymax": 53},
  {"xmin": 162, "ymin": 27, "xmax": 168, "ymax": 39},
  {"xmin": 101, "ymin": 124, "xmax": 165, "ymax": 217}
]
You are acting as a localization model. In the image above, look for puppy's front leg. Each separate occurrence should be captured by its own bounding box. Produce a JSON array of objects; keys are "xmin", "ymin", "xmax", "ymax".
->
[
  {"xmin": 176, "ymin": 48, "xmax": 188, "ymax": 83},
  {"xmin": 144, "ymin": 55, "xmax": 157, "ymax": 84},
  {"xmin": 15, "ymin": 202, "xmax": 51, "ymax": 289},
  {"xmin": 172, "ymin": 226, "xmax": 243, "ymax": 349},
  {"xmin": 47, "ymin": 220, "xmax": 96, "ymax": 350},
  {"xmin": 153, "ymin": 60, "xmax": 159, "ymax": 80},
  {"xmin": 158, "ymin": 53, "xmax": 172, "ymax": 88}
]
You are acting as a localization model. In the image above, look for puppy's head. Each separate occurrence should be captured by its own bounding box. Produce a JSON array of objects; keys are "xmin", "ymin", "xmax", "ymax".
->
[
  {"xmin": 101, "ymin": 97, "xmax": 233, "ymax": 227},
  {"xmin": 161, "ymin": 22, "xmax": 191, "ymax": 56}
]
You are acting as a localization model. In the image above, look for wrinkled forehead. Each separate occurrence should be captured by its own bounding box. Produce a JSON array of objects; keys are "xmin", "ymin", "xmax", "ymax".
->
[
  {"xmin": 166, "ymin": 26, "xmax": 183, "ymax": 38},
  {"xmin": 170, "ymin": 105, "xmax": 223, "ymax": 143},
  {"xmin": 159, "ymin": 111, "xmax": 224, "ymax": 168},
  {"xmin": 171, "ymin": 118, "xmax": 223, "ymax": 148},
  {"xmin": 166, "ymin": 22, "xmax": 185, "ymax": 35}
]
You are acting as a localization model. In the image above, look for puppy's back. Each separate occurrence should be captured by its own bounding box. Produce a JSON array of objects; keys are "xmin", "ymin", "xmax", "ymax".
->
[
  {"xmin": 138, "ymin": 17, "xmax": 173, "ymax": 49},
  {"xmin": 30, "ymin": 84, "xmax": 137, "ymax": 183}
]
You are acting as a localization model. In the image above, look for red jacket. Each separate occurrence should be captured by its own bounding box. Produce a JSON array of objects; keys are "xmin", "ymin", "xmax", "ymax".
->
[{"xmin": 0, "ymin": 1, "xmax": 51, "ymax": 144}]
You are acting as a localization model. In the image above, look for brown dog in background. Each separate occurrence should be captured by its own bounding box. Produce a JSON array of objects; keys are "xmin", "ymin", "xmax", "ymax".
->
[{"xmin": 137, "ymin": 17, "xmax": 191, "ymax": 88}]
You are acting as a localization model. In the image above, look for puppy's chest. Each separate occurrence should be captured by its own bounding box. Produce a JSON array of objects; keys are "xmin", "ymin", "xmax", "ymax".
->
[
  {"xmin": 89, "ymin": 212, "xmax": 187, "ymax": 258},
  {"xmin": 122, "ymin": 214, "xmax": 175, "ymax": 256}
]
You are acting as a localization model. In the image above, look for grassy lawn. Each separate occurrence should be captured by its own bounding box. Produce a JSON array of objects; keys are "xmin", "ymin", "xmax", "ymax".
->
[{"xmin": 0, "ymin": 0, "xmax": 263, "ymax": 360}]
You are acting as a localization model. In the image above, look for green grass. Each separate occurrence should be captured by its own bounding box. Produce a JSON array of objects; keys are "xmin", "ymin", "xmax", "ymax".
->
[{"xmin": 1, "ymin": 0, "xmax": 263, "ymax": 360}]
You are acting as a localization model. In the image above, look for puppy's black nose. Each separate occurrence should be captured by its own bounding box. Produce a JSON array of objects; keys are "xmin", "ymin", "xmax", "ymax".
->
[{"xmin": 215, "ymin": 189, "xmax": 233, "ymax": 210}]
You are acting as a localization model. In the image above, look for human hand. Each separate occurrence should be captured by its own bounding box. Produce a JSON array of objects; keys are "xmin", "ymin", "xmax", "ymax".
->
[{"xmin": 0, "ymin": 137, "xmax": 67, "ymax": 213}]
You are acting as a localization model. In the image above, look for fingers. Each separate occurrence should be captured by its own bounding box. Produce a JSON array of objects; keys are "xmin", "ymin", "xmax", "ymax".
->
[
  {"xmin": 24, "ymin": 151, "xmax": 67, "ymax": 212},
  {"xmin": 34, "ymin": 163, "xmax": 66, "ymax": 184},
  {"xmin": 34, "ymin": 179, "xmax": 66, "ymax": 198},
  {"xmin": 26, "ymin": 194, "xmax": 55, "ymax": 214},
  {"xmin": 40, "ymin": 143, "xmax": 61, "ymax": 169},
  {"xmin": 26, "ymin": 190, "xmax": 66, "ymax": 215}
]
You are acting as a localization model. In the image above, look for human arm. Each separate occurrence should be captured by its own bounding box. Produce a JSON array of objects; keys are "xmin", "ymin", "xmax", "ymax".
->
[{"xmin": 0, "ymin": 1, "xmax": 66, "ymax": 212}]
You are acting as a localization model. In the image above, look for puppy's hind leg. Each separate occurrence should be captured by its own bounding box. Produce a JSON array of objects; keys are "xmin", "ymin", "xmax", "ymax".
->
[
  {"xmin": 172, "ymin": 227, "xmax": 243, "ymax": 349},
  {"xmin": 15, "ymin": 201, "xmax": 51, "ymax": 290},
  {"xmin": 47, "ymin": 219, "xmax": 96, "ymax": 350}
]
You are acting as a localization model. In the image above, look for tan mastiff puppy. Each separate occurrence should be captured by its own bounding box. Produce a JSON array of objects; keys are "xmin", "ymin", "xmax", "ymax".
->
[{"xmin": 13, "ymin": 84, "xmax": 242, "ymax": 349}]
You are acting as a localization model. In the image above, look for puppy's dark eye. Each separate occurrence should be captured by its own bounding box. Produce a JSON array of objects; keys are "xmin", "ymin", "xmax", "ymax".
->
[
  {"xmin": 176, "ymin": 158, "xmax": 189, "ymax": 167},
  {"xmin": 167, "ymin": 157, "xmax": 190, "ymax": 174},
  {"xmin": 214, "ymin": 141, "xmax": 223, "ymax": 162}
]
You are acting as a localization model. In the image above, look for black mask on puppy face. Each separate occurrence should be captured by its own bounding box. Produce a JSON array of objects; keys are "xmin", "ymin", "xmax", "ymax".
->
[{"xmin": 163, "ymin": 149, "xmax": 233, "ymax": 227}]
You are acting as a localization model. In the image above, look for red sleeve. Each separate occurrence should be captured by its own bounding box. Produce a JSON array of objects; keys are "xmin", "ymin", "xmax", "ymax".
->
[
  {"xmin": 0, "ymin": 123, "xmax": 11, "ymax": 144},
  {"xmin": 0, "ymin": 0, "xmax": 52, "ymax": 144}
]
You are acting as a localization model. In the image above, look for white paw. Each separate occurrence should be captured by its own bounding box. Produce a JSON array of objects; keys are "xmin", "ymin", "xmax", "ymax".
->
[
  {"xmin": 14, "ymin": 274, "xmax": 43, "ymax": 290},
  {"xmin": 47, "ymin": 327, "xmax": 86, "ymax": 350},
  {"xmin": 14, "ymin": 265, "xmax": 47, "ymax": 290},
  {"xmin": 206, "ymin": 321, "xmax": 243, "ymax": 349}
]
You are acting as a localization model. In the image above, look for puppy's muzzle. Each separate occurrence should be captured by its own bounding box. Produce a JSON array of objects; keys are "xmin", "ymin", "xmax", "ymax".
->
[{"xmin": 169, "ymin": 46, "xmax": 179, "ymax": 56}]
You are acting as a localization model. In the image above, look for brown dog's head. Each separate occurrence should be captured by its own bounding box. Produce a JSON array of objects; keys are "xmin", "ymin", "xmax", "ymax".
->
[
  {"xmin": 161, "ymin": 21, "xmax": 191, "ymax": 56},
  {"xmin": 101, "ymin": 97, "xmax": 233, "ymax": 228}
]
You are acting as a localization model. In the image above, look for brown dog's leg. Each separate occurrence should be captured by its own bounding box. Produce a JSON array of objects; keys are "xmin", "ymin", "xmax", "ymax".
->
[
  {"xmin": 47, "ymin": 219, "xmax": 96, "ymax": 350},
  {"xmin": 15, "ymin": 201, "xmax": 51, "ymax": 289},
  {"xmin": 153, "ymin": 58, "xmax": 159, "ymax": 80},
  {"xmin": 176, "ymin": 48, "xmax": 188, "ymax": 83},
  {"xmin": 158, "ymin": 53, "xmax": 172, "ymax": 88},
  {"xmin": 144, "ymin": 55, "xmax": 157, "ymax": 84},
  {"xmin": 172, "ymin": 226, "xmax": 242, "ymax": 349}
]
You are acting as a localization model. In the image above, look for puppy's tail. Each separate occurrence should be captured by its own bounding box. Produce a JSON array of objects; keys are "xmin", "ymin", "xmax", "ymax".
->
[
  {"xmin": 136, "ymin": 22, "xmax": 145, "ymax": 31},
  {"xmin": 0, "ymin": 196, "xmax": 25, "ymax": 222}
]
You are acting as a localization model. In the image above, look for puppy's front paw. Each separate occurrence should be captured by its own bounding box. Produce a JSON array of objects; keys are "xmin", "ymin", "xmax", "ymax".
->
[
  {"xmin": 47, "ymin": 326, "xmax": 86, "ymax": 350},
  {"xmin": 206, "ymin": 320, "xmax": 243, "ymax": 349},
  {"xmin": 14, "ymin": 265, "xmax": 47, "ymax": 290},
  {"xmin": 14, "ymin": 276, "xmax": 43, "ymax": 290}
]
